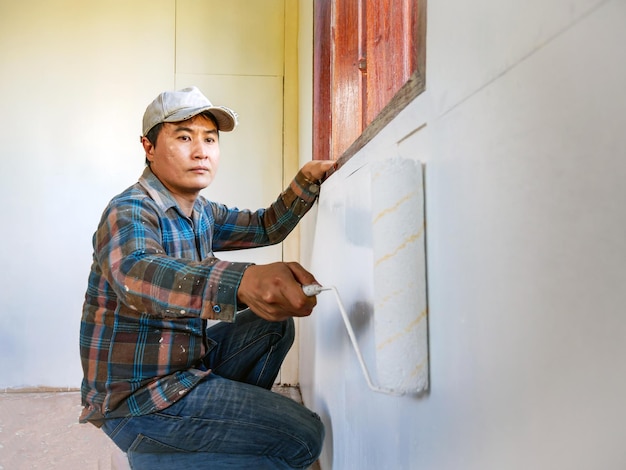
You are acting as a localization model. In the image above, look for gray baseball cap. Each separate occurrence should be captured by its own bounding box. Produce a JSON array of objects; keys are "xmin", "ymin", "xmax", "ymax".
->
[{"xmin": 142, "ymin": 86, "xmax": 238, "ymax": 136}]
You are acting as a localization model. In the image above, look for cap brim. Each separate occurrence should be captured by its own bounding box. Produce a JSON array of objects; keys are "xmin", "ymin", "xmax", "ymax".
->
[{"xmin": 162, "ymin": 106, "xmax": 238, "ymax": 132}]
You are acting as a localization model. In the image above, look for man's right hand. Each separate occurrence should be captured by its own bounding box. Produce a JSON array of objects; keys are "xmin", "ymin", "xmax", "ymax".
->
[{"xmin": 237, "ymin": 262, "xmax": 320, "ymax": 321}]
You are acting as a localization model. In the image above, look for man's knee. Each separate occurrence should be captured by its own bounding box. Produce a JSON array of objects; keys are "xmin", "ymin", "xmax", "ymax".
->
[
  {"xmin": 282, "ymin": 317, "xmax": 295, "ymax": 344},
  {"xmin": 292, "ymin": 410, "xmax": 325, "ymax": 468}
]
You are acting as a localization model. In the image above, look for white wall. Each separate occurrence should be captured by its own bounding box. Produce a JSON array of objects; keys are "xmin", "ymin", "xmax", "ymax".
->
[{"xmin": 298, "ymin": 0, "xmax": 626, "ymax": 469}]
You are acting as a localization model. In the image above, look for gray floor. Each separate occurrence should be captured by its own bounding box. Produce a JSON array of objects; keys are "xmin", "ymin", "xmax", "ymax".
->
[{"xmin": 0, "ymin": 386, "xmax": 317, "ymax": 470}]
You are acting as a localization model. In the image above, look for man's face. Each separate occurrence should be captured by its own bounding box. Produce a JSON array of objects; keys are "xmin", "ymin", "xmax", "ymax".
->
[{"xmin": 142, "ymin": 114, "xmax": 220, "ymax": 201}]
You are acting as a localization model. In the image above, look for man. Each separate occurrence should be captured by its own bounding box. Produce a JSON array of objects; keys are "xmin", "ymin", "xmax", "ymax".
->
[{"xmin": 79, "ymin": 86, "xmax": 334, "ymax": 469}]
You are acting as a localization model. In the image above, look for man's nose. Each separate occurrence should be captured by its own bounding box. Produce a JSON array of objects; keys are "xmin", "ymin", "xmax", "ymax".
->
[{"xmin": 192, "ymin": 139, "xmax": 209, "ymax": 159}]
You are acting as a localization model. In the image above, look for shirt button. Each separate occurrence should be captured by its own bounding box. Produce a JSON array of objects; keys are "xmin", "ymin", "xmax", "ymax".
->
[{"xmin": 212, "ymin": 305, "xmax": 221, "ymax": 313}]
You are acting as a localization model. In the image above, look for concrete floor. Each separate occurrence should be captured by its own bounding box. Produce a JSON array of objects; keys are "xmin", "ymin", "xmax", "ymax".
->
[{"xmin": 0, "ymin": 386, "xmax": 318, "ymax": 470}]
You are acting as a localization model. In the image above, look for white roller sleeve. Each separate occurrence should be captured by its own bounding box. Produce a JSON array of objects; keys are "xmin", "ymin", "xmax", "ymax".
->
[{"xmin": 371, "ymin": 158, "xmax": 428, "ymax": 394}]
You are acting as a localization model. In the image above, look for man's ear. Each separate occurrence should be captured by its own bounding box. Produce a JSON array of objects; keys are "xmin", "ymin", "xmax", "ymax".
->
[{"xmin": 141, "ymin": 136, "xmax": 155, "ymax": 164}]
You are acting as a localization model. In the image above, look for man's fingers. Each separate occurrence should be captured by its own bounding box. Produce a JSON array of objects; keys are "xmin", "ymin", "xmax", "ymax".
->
[
  {"xmin": 237, "ymin": 262, "xmax": 318, "ymax": 321},
  {"xmin": 284, "ymin": 262, "xmax": 318, "ymax": 287}
]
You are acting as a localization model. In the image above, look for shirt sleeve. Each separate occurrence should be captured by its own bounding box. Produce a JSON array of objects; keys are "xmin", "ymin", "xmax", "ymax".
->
[
  {"xmin": 211, "ymin": 170, "xmax": 321, "ymax": 251},
  {"xmin": 93, "ymin": 195, "xmax": 249, "ymax": 322}
]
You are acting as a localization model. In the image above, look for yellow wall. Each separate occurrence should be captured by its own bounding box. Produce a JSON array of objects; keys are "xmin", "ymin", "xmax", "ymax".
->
[{"xmin": 0, "ymin": 0, "xmax": 295, "ymax": 388}]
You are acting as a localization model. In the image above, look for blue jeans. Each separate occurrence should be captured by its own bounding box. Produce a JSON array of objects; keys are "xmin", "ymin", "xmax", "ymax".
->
[{"xmin": 101, "ymin": 310, "xmax": 324, "ymax": 469}]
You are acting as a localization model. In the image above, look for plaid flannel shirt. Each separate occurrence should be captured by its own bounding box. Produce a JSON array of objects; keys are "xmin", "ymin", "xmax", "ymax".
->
[{"xmin": 79, "ymin": 167, "xmax": 320, "ymax": 426}]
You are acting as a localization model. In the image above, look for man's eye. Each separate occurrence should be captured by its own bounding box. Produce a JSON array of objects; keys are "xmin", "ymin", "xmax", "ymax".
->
[{"xmin": 179, "ymin": 136, "xmax": 191, "ymax": 141}]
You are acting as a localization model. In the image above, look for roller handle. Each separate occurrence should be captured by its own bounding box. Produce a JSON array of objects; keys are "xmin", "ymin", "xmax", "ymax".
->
[
  {"xmin": 302, "ymin": 284, "xmax": 327, "ymax": 297},
  {"xmin": 300, "ymin": 283, "xmax": 402, "ymax": 396}
]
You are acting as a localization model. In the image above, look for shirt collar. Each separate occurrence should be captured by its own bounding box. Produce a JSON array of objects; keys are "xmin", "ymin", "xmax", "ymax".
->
[{"xmin": 138, "ymin": 167, "xmax": 207, "ymax": 219}]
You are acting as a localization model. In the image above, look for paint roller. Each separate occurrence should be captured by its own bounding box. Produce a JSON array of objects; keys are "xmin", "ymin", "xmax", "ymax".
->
[{"xmin": 304, "ymin": 157, "xmax": 429, "ymax": 396}]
